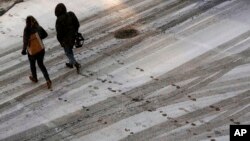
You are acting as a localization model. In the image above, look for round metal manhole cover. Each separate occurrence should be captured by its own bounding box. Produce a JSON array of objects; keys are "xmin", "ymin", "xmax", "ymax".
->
[{"xmin": 114, "ymin": 28, "xmax": 139, "ymax": 39}]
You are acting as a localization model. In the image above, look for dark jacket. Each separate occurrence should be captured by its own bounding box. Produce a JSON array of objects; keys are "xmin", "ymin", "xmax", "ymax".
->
[
  {"xmin": 55, "ymin": 4, "xmax": 79, "ymax": 48},
  {"xmin": 23, "ymin": 25, "xmax": 48, "ymax": 51}
]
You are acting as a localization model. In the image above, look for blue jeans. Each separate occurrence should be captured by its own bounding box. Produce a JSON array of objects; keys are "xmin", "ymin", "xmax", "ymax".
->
[{"xmin": 63, "ymin": 47, "xmax": 77, "ymax": 65}]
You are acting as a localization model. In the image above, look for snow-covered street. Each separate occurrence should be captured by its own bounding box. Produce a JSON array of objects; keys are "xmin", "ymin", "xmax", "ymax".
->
[{"xmin": 0, "ymin": 0, "xmax": 250, "ymax": 140}]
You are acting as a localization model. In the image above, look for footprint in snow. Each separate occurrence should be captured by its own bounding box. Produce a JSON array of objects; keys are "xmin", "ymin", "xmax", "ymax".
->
[
  {"xmin": 179, "ymin": 107, "xmax": 190, "ymax": 113},
  {"xmin": 117, "ymin": 60, "xmax": 124, "ymax": 65},
  {"xmin": 125, "ymin": 128, "xmax": 130, "ymax": 132},
  {"xmin": 108, "ymin": 87, "xmax": 116, "ymax": 93},
  {"xmin": 93, "ymin": 86, "xmax": 99, "ymax": 90},
  {"xmin": 150, "ymin": 76, "xmax": 159, "ymax": 81},
  {"xmin": 187, "ymin": 95, "xmax": 196, "ymax": 101},
  {"xmin": 230, "ymin": 119, "xmax": 240, "ymax": 125},
  {"xmin": 81, "ymin": 74, "xmax": 89, "ymax": 77},
  {"xmin": 207, "ymin": 136, "xmax": 212, "ymax": 138},
  {"xmin": 147, "ymin": 109, "xmax": 153, "ymax": 112},
  {"xmin": 58, "ymin": 98, "xmax": 68, "ymax": 102},
  {"xmin": 191, "ymin": 123, "xmax": 196, "ymax": 126},
  {"xmin": 97, "ymin": 78, "xmax": 107, "ymax": 83},
  {"xmin": 86, "ymin": 71, "xmax": 94, "ymax": 76},
  {"xmin": 82, "ymin": 106, "xmax": 90, "ymax": 111},
  {"xmin": 171, "ymin": 84, "xmax": 181, "ymax": 89},
  {"xmin": 132, "ymin": 97, "xmax": 143, "ymax": 102},
  {"xmin": 107, "ymin": 74, "xmax": 114, "ymax": 78},
  {"xmin": 209, "ymin": 105, "xmax": 220, "ymax": 111},
  {"xmin": 89, "ymin": 90, "xmax": 98, "ymax": 96},
  {"xmin": 136, "ymin": 67, "xmax": 144, "ymax": 72},
  {"xmin": 113, "ymin": 81, "xmax": 123, "ymax": 85},
  {"xmin": 82, "ymin": 71, "xmax": 94, "ymax": 77},
  {"xmin": 162, "ymin": 114, "xmax": 167, "ymax": 117},
  {"xmin": 214, "ymin": 130, "xmax": 222, "ymax": 135}
]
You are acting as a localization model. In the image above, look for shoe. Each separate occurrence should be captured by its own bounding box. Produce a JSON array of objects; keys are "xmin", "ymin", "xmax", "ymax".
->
[
  {"xmin": 29, "ymin": 76, "xmax": 38, "ymax": 83},
  {"xmin": 66, "ymin": 63, "xmax": 74, "ymax": 68},
  {"xmin": 75, "ymin": 63, "xmax": 81, "ymax": 74},
  {"xmin": 46, "ymin": 80, "xmax": 52, "ymax": 89}
]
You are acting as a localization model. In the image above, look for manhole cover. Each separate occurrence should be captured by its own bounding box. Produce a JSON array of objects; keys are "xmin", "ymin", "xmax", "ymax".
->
[{"xmin": 114, "ymin": 28, "xmax": 139, "ymax": 39}]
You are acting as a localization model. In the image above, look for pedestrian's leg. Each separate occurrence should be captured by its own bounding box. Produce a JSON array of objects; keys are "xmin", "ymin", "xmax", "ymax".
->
[
  {"xmin": 37, "ymin": 50, "xmax": 50, "ymax": 81},
  {"xmin": 63, "ymin": 47, "xmax": 77, "ymax": 65},
  {"xmin": 37, "ymin": 50, "xmax": 52, "ymax": 89},
  {"xmin": 28, "ymin": 55, "xmax": 38, "ymax": 82},
  {"xmin": 63, "ymin": 47, "xmax": 81, "ymax": 73}
]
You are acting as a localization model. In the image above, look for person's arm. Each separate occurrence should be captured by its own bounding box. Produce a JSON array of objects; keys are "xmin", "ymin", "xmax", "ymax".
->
[
  {"xmin": 22, "ymin": 27, "xmax": 29, "ymax": 55},
  {"xmin": 69, "ymin": 11, "xmax": 80, "ymax": 32},
  {"xmin": 38, "ymin": 26, "xmax": 48, "ymax": 39},
  {"xmin": 56, "ymin": 19, "xmax": 65, "ymax": 46}
]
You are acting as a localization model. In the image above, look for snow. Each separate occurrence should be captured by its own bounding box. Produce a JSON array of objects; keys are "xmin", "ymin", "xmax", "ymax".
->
[
  {"xmin": 0, "ymin": 0, "xmax": 250, "ymax": 140},
  {"xmin": 0, "ymin": 0, "xmax": 128, "ymax": 51},
  {"xmin": 78, "ymin": 92, "xmax": 239, "ymax": 141}
]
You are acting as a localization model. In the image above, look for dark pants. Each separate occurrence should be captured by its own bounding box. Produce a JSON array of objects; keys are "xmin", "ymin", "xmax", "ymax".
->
[
  {"xmin": 28, "ymin": 49, "xmax": 50, "ymax": 81},
  {"xmin": 63, "ymin": 47, "xmax": 78, "ymax": 65}
]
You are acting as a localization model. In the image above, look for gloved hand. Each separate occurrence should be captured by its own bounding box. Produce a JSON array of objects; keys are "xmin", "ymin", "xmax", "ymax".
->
[{"xmin": 21, "ymin": 49, "xmax": 27, "ymax": 55}]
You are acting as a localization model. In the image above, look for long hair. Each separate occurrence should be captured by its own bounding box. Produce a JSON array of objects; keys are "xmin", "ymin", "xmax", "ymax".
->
[{"xmin": 25, "ymin": 16, "xmax": 39, "ymax": 28}]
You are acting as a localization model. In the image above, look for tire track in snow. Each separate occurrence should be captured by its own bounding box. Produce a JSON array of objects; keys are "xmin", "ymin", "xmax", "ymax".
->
[
  {"xmin": 0, "ymin": 0, "xmax": 199, "ymax": 104},
  {"xmin": 4, "ymin": 28, "xmax": 250, "ymax": 141},
  {"xmin": 1, "ymin": 0, "xmax": 250, "ymax": 140},
  {"xmin": 0, "ymin": 0, "xmax": 184, "ymax": 86}
]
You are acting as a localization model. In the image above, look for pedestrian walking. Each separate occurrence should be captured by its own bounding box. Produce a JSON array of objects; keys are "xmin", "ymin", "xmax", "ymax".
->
[
  {"xmin": 21, "ymin": 16, "xmax": 52, "ymax": 89},
  {"xmin": 55, "ymin": 3, "xmax": 81, "ymax": 74}
]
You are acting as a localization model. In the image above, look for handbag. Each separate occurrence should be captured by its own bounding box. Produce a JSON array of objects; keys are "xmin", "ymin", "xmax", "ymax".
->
[
  {"xmin": 28, "ymin": 32, "xmax": 44, "ymax": 55},
  {"xmin": 75, "ymin": 33, "xmax": 84, "ymax": 48}
]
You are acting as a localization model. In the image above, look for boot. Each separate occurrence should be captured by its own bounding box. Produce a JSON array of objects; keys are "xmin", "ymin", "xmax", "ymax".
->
[
  {"xmin": 29, "ymin": 76, "xmax": 38, "ymax": 83},
  {"xmin": 46, "ymin": 80, "xmax": 52, "ymax": 89},
  {"xmin": 75, "ymin": 63, "xmax": 81, "ymax": 74},
  {"xmin": 66, "ymin": 63, "xmax": 74, "ymax": 68}
]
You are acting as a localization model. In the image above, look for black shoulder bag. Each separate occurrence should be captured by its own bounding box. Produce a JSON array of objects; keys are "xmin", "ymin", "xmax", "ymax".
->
[{"xmin": 75, "ymin": 33, "xmax": 84, "ymax": 48}]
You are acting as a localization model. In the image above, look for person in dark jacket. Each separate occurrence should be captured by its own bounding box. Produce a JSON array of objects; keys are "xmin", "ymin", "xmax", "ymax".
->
[
  {"xmin": 55, "ymin": 3, "xmax": 81, "ymax": 74},
  {"xmin": 22, "ymin": 16, "xmax": 52, "ymax": 89}
]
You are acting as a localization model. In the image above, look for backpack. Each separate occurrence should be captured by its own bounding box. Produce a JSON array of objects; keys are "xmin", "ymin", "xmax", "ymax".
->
[
  {"xmin": 27, "ymin": 26, "xmax": 47, "ymax": 55},
  {"xmin": 28, "ymin": 32, "xmax": 44, "ymax": 55}
]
